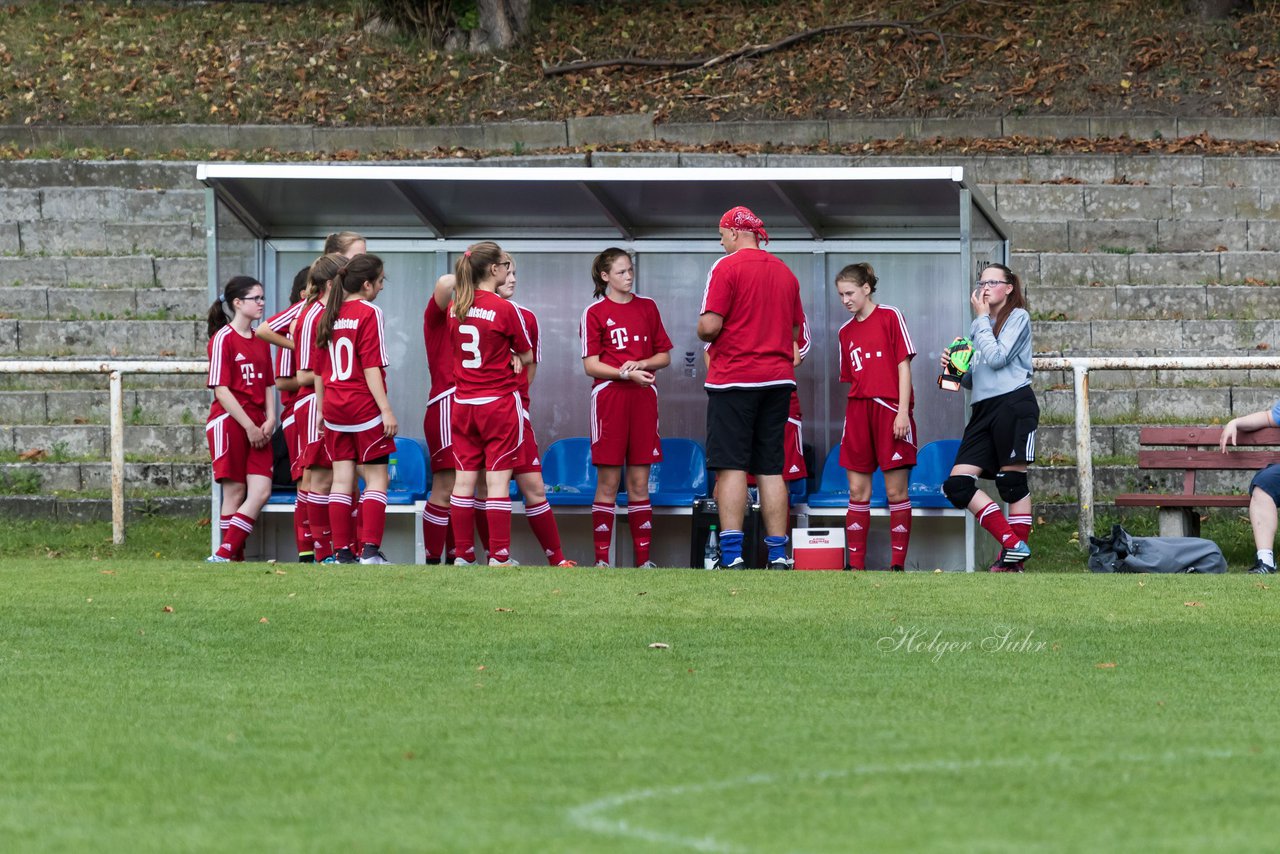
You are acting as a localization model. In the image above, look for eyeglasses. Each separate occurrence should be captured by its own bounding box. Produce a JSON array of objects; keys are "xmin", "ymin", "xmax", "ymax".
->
[
  {"xmin": 976, "ymin": 280, "xmax": 1010, "ymax": 288},
  {"xmin": 240, "ymin": 295, "xmax": 266, "ymax": 303}
]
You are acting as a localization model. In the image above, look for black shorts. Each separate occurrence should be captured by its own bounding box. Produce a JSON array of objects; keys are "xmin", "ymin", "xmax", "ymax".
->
[
  {"xmin": 1250, "ymin": 464, "xmax": 1280, "ymax": 505},
  {"xmin": 954, "ymin": 385, "xmax": 1039, "ymax": 479},
  {"xmin": 706, "ymin": 386, "xmax": 792, "ymax": 475}
]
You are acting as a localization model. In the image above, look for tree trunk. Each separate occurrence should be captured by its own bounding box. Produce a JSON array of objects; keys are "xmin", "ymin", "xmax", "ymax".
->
[{"xmin": 473, "ymin": 0, "xmax": 531, "ymax": 52}]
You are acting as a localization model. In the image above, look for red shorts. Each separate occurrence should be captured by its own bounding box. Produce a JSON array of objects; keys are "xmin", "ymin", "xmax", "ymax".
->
[
  {"xmin": 422, "ymin": 393, "xmax": 455, "ymax": 473},
  {"xmin": 747, "ymin": 416, "xmax": 807, "ymax": 486},
  {"xmin": 451, "ymin": 392, "xmax": 523, "ymax": 472},
  {"xmin": 207, "ymin": 412, "xmax": 273, "ymax": 483},
  {"xmin": 839, "ymin": 397, "xmax": 918, "ymax": 474},
  {"xmin": 324, "ymin": 422, "xmax": 397, "ymax": 464},
  {"xmin": 295, "ymin": 395, "xmax": 331, "ymax": 470},
  {"xmin": 590, "ymin": 381, "xmax": 661, "ymax": 467},
  {"xmin": 513, "ymin": 407, "xmax": 542, "ymax": 476}
]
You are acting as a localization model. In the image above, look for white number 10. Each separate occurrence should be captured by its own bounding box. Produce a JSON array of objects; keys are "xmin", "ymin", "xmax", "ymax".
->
[{"xmin": 328, "ymin": 338, "xmax": 355, "ymax": 381}]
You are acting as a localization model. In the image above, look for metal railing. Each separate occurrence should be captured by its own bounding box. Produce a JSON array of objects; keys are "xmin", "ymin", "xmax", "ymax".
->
[
  {"xmin": 0, "ymin": 360, "xmax": 208, "ymax": 544},
  {"xmin": 1033, "ymin": 356, "xmax": 1280, "ymax": 545},
  {"xmin": 3, "ymin": 356, "xmax": 1279, "ymax": 549}
]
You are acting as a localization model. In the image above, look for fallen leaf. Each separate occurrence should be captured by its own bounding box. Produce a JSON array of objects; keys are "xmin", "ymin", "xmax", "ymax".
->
[
  {"xmin": 162, "ymin": 605, "xmax": 174, "ymax": 613},
  {"xmin": 495, "ymin": 607, "xmax": 514, "ymax": 612},
  {"xmin": 100, "ymin": 570, "xmax": 115, "ymax": 575},
  {"xmin": 287, "ymin": 592, "xmax": 296, "ymax": 598},
  {"xmin": 1255, "ymin": 583, "xmax": 1270, "ymax": 589},
  {"xmin": 86, "ymin": 598, "xmax": 92, "ymax": 603},
  {"xmin": 18, "ymin": 448, "xmax": 46, "ymax": 461},
  {"xmin": 274, "ymin": 569, "xmax": 286, "ymax": 575},
  {"xmin": 636, "ymin": 591, "xmax": 647, "ymax": 596},
  {"xmin": 259, "ymin": 617, "xmax": 269, "ymax": 623},
  {"xmin": 197, "ymin": 518, "xmax": 211, "ymax": 527},
  {"xmin": 404, "ymin": 751, "xmax": 415, "ymax": 760},
  {"xmin": 1138, "ymin": 580, "xmax": 1145, "ymax": 587},
  {"xmin": 1214, "ymin": 244, "xmax": 1228, "ymax": 252},
  {"xmin": 648, "ymin": 642, "xmax": 670, "ymax": 649},
  {"xmin": 1184, "ymin": 601, "xmax": 1204, "ymax": 607},
  {"xmin": 476, "ymin": 665, "xmax": 486, "ymax": 671},
  {"xmin": 1096, "ymin": 662, "xmax": 1117, "ymax": 668}
]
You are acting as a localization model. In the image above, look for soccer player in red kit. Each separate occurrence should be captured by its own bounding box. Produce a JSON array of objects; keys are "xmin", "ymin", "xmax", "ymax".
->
[
  {"xmin": 698, "ymin": 207, "xmax": 807, "ymax": 569},
  {"xmin": 447, "ymin": 241, "xmax": 534, "ymax": 566},
  {"xmin": 258, "ymin": 266, "xmax": 312, "ymax": 561},
  {"xmin": 420, "ymin": 269, "xmax": 459, "ymax": 564},
  {"xmin": 835, "ymin": 263, "xmax": 918, "ymax": 571},
  {"xmin": 313, "ymin": 253, "xmax": 399, "ymax": 565},
  {"xmin": 498, "ymin": 254, "xmax": 575, "ymax": 566},
  {"xmin": 294, "ymin": 253, "xmax": 345, "ymax": 561},
  {"xmin": 580, "ymin": 248, "xmax": 673, "ymax": 568},
  {"xmin": 205, "ymin": 276, "xmax": 276, "ymax": 562}
]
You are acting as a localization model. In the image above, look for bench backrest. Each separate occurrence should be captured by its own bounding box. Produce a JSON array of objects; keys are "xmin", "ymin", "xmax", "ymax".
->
[{"xmin": 1137, "ymin": 426, "xmax": 1280, "ymax": 495}]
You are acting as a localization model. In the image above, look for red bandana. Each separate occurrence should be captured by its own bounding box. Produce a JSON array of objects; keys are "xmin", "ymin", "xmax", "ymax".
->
[{"xmin": 719, "ymin": 206, "xmax": 769, "ymax": 245}]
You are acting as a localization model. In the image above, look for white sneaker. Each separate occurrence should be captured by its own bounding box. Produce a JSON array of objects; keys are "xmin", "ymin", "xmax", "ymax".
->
[
  {"xmin": 359, "ymin": 546, "xmax": 391, "ymax": 565},
  {"xmin": 453, "ymin": 557, "xmax": 476, "ymax": 566},
  {"xmin": 638, "ymin": 560, "xmax": 659, "ymax": 568},
  {"xmin": 488, "ymin": 558, "xmax": 519, "ymax": 566},
  {"xmin": 594, "ymin": 560, "xmax": 611, "ymax": 568},
  {"xmin": 205, "ymin": 554, "xmax": 230, "ymax": 563}
]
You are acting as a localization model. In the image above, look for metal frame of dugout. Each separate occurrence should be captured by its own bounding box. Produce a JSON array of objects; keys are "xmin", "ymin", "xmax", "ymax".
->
[{"xmin": 198, "ymin": 163, "xmax": 1010, "ymax": 571}]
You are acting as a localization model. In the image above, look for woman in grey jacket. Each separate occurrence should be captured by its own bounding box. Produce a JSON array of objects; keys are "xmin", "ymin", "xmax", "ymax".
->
[{"xmin": 940, "ymin": 263, "xmax": 1038, "ymax": 571}]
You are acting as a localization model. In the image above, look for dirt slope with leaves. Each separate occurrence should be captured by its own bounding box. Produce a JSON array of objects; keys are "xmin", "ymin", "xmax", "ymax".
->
[{"xmin": 1, "ymin": 0, "xmax": 1277, "ymax": 129}]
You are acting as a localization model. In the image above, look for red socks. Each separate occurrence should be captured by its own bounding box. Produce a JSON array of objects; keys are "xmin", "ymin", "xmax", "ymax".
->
[
  {"xmin": 592, "ymin": 501, "xmax": 615, "ymax": 564},
  {"xmin": 889, "ymin": 499, "xmax": 912, "ymax": 568},
  {"xmin": 524, "ymin": 499, "xmax": 565, "ymax": 564},
  {"xmin": 845, "ymin": 501, "xmax": 870, "ymax": 570},
  {"xmin": 293, "ymin": 491, "xmax": 312, "ymax": 558},
  {"xmin": 628, "ymin": 500, "xmax": 652, "ymax": 565},
  {"xmin": 1009, "ymin": 512, "xmax": 1032, "ymax": 547},
  {"xmin": 422, "ymin": 501, "xmax": 449, "ymax": 562},
  {"xmin": 359, "ymin": 489, "xmax": 387, "ymax": 551},
  {"xmin": 328, "ymin": 493, "xmax": 355, "ymax": 555},
  {"xmin": 485, "ymin": 498, "xmax": 512, "ymax": 563},
  {"xmin": 215, "ymin": 512, "xmax": 255, "ymax": 559},
  {"xmin": 978, "ymin": 501, "xmax": 1019, "ymax": 550},
  {"xmin": 449, "ymin": 495, "xmax": 477, "ymax": 564}
]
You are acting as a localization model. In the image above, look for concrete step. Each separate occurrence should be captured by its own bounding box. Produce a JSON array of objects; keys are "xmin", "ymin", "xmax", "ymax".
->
[
  {"xmin": 1034, "ymin": 319, "xmax": 1279, "ymax": 353},
  {"xmin": 0, "ymin": 494, "xmax": 207, "ymax": 522},
  {"xmin": 0, "ymin": 256, "xmax": 204, "ymax": 288},
  {"xmin": 1032, "ymin": 283, "xmax": 1280, "ymax": 321},
  {"xmin": 0, "ymin": 461, "xmax": 208, "ymax": 493},
  {"xmin": 0, "ymin": 373, "xmax": 195, "ymax": 391},
  {"xmin": 996, "ymin": 184, "xmax": 1280, "ymax": 223},
  {"xmin": 1031, "ymin": 463, "xmax": 1255, "ymax": 501},
  {"xmin": 1035, "ymin": 385, "xmax": 1275, "ymax": 423},
  {"xmin": 0, "ymin": 389, "xmax": 206, "ymax": 426},
  {"xmin": 6, "ymin": 319, "xmax": 204, "ymax": 358},
  {"xmin": 0, "ymin": 286, "xmax": 206, "ymax": 320},
  {"xmin": 1012, "ymin": 219, "xmax": 1280, "ymax": 253},
  {"xmin": 1016, "ymin": 250, "xmax": 1280, "ymax": 288},
  {"xmin": 0, "ymin": 160, "xmax": 200, "ymax": 191},
  {"xmin": 1, "ymin": 423, "xmax": 206, "ymax": 457}
]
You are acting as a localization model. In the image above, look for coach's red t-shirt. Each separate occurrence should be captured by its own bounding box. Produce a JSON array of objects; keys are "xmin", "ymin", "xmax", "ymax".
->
[
  {"xmin": 838, "ymin": 304, "xmax": 916, "ymax": 400},
  {"xmin": 448, "ymin": 290, "xmax": 534, "ymax": 402},
  {"xmin": 579, "ymin": 294, "xmax": 673, "ymax": 387},
  {"xmin": 700, "ymin": 249, "xmax": 806, "ymax": 390},
  {"xmin": 423, "ymin": 297, "xmax": 456, "ymax": 403},
  {"xmin": 318, "ymin": 298, "xmax": 390, "ymax": 431},
  {"xmin": 207, "ymin": 325, "xmax": 274, "ymax": 421}
]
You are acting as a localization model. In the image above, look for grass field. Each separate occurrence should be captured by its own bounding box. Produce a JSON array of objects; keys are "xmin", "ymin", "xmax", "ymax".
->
[{"xmin": 2, "ymin": 528, "xmax": 1278, "ymax": 851}]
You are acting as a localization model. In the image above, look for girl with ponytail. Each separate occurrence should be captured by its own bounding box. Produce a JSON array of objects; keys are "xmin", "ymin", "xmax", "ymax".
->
[
  {"xmin": 446, "ymin": 241, "xmax": 534, "ymax": 566},
  {"xmin": 312, "ymin": 253, "xmax": 398, "ymax": 565},
  {"xmin": 205, "ymin": 276, "xmax": 276, "ymax": 562}
]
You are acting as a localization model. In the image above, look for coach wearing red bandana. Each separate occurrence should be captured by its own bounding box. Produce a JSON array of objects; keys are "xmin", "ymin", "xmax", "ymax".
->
[{"xmin": 697, "ymin": 206, "xmax": 808, "ymax": 569}]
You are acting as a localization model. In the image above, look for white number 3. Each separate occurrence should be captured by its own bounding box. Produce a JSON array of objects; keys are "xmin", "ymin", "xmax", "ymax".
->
[{"xmin": 459, "ymin": 324, "xmax": 482, "ymax": 368}]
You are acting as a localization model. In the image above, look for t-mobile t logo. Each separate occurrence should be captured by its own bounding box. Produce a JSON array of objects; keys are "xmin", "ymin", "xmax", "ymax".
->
[
  {"xmin": 239, "ymin": 363, "xmax": 261, "ymax": 384},
  {"xmin": 848, "ymin": 345, "xmax": 865, "ymax": 372},
  {"xmin": 609, "ymin": 326, "xmax": 630, "ymax": 349}
]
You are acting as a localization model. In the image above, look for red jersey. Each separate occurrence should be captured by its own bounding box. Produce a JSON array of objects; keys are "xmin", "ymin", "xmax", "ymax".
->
[
  {"xmin": 448, "ymin": 290, "xmax": 533, "ymax": 402},
  {"xmin": 266, "ymin": 302, "xmax": 304, "ymax": 411},
  {"xmin": 700, "ymin": 249, "xmax": 806, "ymax": 390},
  {"xmin": 207, "ymin": 325, "xmax": 273, "ymax": 421},
  {"xmin": 296, "ymin": 300, "xmax": 326, "ymax": 374},
  {"xmin": 579, "ymin": 294, "xmax": 674, "ymax": 386},
  {"xmin": 513, "ymin": 302, "xmax": 540, "ymax": 408},
  {"xmin": 838, "ymin": 304, "xmax": 916, "ymax": 400},
  {"xmin": 423, "ymin": 297, "xmax": 456, "ymax": 403},
  {"xmin": 319, "ymin": 298, "xmax": 390, "ymax": 432}
]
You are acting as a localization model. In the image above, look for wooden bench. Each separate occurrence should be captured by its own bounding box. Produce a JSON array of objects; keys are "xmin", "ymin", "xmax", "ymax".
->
[{"xmin": 1114, "ymin": 426, "xmax": 1280, "ymax": 537}]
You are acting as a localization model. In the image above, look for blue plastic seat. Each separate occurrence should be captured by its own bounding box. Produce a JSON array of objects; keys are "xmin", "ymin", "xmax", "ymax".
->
[
  {"xmin": 384, "ymin": 437, "xmax": 429, "ymax": 504},
  {"xmin": 648, "ymin": 438, "xmax": 709, "ymax": 507},
  {"xmin": 541, "ymin": 438, "xmax": 598, "ymax": 506},
  {"xmin": 267, "ymin": 486, "xmax": 297, "ymax": 505},
  {"xmin": 907, "ymin": 439, "xmax": 961, "ymax": 508},
  {"xmin": 787, "ymin": 473, "xmax": 809, "ymax": 505},
  {"xmin": 805, "ymin": 446, "xmax": 887, "ymax": 508}
]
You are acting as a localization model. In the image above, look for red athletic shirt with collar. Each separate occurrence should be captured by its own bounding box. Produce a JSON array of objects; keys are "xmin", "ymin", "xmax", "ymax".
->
[
  {"xmin": 423, "ymin": 297, "xmax": 456, "ymax": 402},
  {"xmin": 838, "ymin": 304, "xmax": 916, "ymax": 400},
  {"xmin": 513, "ymin": 302, "xmax": 540, "ymax": 408},
  {"xmin": 579, "ymin": 294, "xmax": 673, "ymax": 386},
  {"xmin": 700, "ymin": 248, "xmax": 806, "ymax": 390},
  {"xmin": 448, "ymin": 290, "xmax": 533, "ymax": 401},
  {"xmin": 317, "ymin": 298, "xmax": 390, "ymax": 431},
  {"xmin": 207, "ymin": 325, "xmax": 274, "ymax": 420},
  {"xmin": 266, "ymin": 302, "xmax": 304, "ymax": 410}
]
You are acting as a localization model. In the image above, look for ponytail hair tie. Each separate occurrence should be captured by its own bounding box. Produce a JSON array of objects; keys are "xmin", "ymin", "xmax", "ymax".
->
[
  {"xmin": 337, "ymin": 266, "xmax": 349, "ymax": 277},
  {"xmin": 464, "ymin": 250, "xmax": 472, "ymax": 258},
  {"xmin": 218, "ymin": 293, "xmax": 226, "ymax": 303}
]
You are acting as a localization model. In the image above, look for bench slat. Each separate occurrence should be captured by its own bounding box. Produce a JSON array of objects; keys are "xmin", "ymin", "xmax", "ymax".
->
[
  {"xmin": 1136, "ymin": 449, "xmax": 1280, "ymax": 470},
  {"xmin": 1139, "ymin": 426, "xmax": 1280, "ymax": 447},
  {"xmin": 1114, "ymin": 493, "xmax": 1249, "ymax": 508}
]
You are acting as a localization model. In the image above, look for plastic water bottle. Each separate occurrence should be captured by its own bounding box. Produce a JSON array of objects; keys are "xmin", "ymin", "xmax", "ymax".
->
[
  {"xmin": 388, "ymin": 455, "xmax": 399, "ymax": 490},
  {"xmin": 704, "ymin": 525, "xmax": 719, "ymax": 570}
]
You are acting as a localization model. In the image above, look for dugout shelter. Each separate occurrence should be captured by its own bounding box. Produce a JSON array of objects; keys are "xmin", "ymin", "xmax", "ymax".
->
[{"xmin": 198, "ymin": 163, "xmax": 1010, "ymax": 570}]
